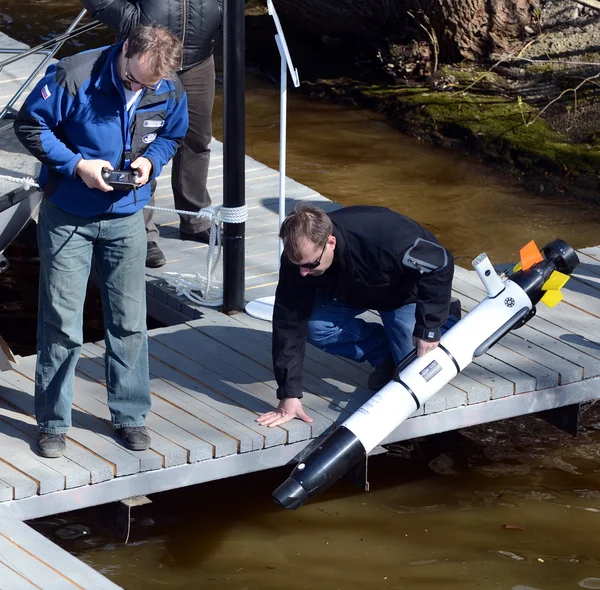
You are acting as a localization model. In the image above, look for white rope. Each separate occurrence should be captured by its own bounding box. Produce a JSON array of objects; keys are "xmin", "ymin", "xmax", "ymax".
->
[
  {"xmin": 156, "ymin": 203, "xmax": 248, "ymax": 307},
  {"xmin": 0, "ymin": 174, "xmax": 39, "ymax": 190},
  {"xmin": 0, "ymin": 172, "xmax": 249, "ymax": 308}
]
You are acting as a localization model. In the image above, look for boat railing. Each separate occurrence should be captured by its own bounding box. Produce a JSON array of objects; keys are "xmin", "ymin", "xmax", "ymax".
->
[{"xmin": 0, "ymin": 9, "xmax": 101, "ymax": 120}]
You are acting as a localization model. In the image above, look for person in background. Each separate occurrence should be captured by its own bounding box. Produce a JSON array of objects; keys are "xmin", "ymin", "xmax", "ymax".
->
[
  {"xmin": 81, "ymin": 0, "xmax": 223, "ymax": 268},
  {"xmin": 257, "ymin": 203, "xmax": 461, "ymax": 428},
  {"xmin": 14, "ymin": 25, "xmax": 189, "ymax": 458}
]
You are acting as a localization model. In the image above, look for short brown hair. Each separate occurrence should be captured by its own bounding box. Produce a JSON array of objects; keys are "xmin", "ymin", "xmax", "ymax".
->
[
  {"xmin": 280, "ymin": 203, "xmax": 333, "ymax": 262},
  {"xmin": 125, "ymin": 25, "xmax": 182, "ymax": 79}
]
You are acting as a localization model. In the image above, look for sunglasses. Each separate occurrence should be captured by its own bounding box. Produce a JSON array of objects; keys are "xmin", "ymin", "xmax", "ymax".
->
[
  {"xmin": 294, "ymin": 241, "xmax": 328, "ymax": 270},
  {"xmin": 125, "ymin": 58, "xmax": 161, "ymax": 91}
]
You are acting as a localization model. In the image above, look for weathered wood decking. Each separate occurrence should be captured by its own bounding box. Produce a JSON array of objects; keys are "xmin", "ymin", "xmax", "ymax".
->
[
  {"xmin": 0, "ymin": 249, "xmax": 599, "ymax": 524},
  {"xmin": 0, "ymin": 511, "xmax": 120, "ymax": 589}
]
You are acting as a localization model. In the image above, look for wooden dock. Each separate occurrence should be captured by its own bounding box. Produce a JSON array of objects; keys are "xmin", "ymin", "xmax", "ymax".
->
[
  {"xmin": 0, "ymin": 250, "xmax": 599, "ymax": 523},
  {"xmin": 2, "ymin": 28, "xmax": 600, "ymax": 589}
]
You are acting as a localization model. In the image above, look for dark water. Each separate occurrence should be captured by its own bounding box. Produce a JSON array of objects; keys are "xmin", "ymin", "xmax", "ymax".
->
[{"xmin": 2, "ymin": 3, "xmax": 600, "ymax": 589}]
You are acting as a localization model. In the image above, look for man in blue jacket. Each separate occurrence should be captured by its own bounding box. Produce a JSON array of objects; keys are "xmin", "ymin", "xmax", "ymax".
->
[
  {"xmin": 14, "ymin": 25, "xmax": 189, "ymax": 458},
  {"xmin": 81, "ymin": 0, "xmax": 223, "ymax": 267}
]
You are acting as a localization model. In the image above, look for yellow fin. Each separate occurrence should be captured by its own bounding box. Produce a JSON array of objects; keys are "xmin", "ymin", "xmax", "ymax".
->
[
  {"xmin": 541, "ymin": 290, "xmax": 563, "ymax": 308},
  {"xmin": 542, "ymin": 270, "xmax": 570, "ymax": 292}
]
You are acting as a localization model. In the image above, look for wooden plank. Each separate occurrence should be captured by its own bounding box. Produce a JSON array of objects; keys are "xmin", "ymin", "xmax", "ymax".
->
[
  {"xmin": 72, "ymin": 362, "xmax": 189, "ymax": 469},
  {"xmin": 580, "ymin": 246, "xmax": 600, "ymax": 260},
  {"xmin": 160, "ymin": 319, "xmax": 370, "ymax": 413},
  {"xmin": 0, "ymin": 534, "xmax": 77, "ymax": 589},
  {"xmin": 231, "ymin": 311, "xmax": 372, "ymax": 388},
  {"xmin": 144, "ymin": 331, "xmax": 287, "ymax": 449},
  {"xmin": 145, "ymin": 331, "xmax": 316, "ymax": 443},
  {"xmin": 0, "ymin": 392, "xmax": 113, "ymax": 488},
  {"xmin": 78, "ymin": 348, "xmax": 215, "ymax": 463},
  {"xmin": 146, "ymin": 340, "xmax": 267, "ymax": 454},
  {"xmin": 186, "ymin": 317, "xmax": 362, "ymax": 420},
  {"xmin": 0, "ymin": 373, "xmax": 114, "ymax": 485},
  {"xmin": 83, "ymin": 342, "xmax": 251, "ymax": 457},
  {"xmin": 0, "ymin": 477, "xmax": 14, "ymax": 504},
  {"xmin": 446, "ymin": 372, "xmax": 491, "ymax": 405},
  {"xmin": 0, "ymin": 559, "xmax": 40, "ymax": 589},
  {"xmin": 0, "ymin": 513, "xmax": 122, "ymax": 589},
  {"xmin": 0, "ymin": 401, "xmax": 90, "ymax": 490},
  {"xmin": 185, "ymin": 319, "xmax": 345, "ymax": 429},
  {"xmin": 10, "ymin": 361, "xmax": 146, "ymax": 477},
  {"xmin": 0, "ymin": 457, "xmax": 36, "ymax": 501}
]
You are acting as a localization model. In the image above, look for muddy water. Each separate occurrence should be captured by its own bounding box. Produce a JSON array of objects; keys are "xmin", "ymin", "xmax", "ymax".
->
[{"xmin": 2, "ymin": 3, "xmax": 600, "ymax": 589}]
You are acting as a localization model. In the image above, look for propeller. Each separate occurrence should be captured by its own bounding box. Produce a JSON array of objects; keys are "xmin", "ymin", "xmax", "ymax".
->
[{"xmin": 512, "ymin": 240, "xmax": 571, "ymax": 308}]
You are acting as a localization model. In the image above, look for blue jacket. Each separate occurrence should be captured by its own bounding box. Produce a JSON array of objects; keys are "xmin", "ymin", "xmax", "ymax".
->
[{"xmin": 14, "ymin": 42, "xmax": 189, "ymax": 217}]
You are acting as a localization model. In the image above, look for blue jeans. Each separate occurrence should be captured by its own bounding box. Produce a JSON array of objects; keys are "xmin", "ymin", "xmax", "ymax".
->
[
  {"xmin": 307, "ymin": 291, "xmax": 418, "ymax": 368},
  {"xmin": 35, "ymin": 200, "xmax": 150, "ymax": 434}
]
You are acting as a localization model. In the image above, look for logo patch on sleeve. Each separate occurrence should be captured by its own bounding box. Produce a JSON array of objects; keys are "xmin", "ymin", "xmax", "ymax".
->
[
  {"xmin": 142, "ymin": 133, "xmax": 157, "ymax": 144},
  {"xmin": 41, "ymin": 84, "xmax": 52, "ymax": 100}
]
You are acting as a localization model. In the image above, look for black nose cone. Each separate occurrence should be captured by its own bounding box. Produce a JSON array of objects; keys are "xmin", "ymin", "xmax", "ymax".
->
[{"xmin": 272, "ymin": 477, "xmax": 309, "ymax": 510}]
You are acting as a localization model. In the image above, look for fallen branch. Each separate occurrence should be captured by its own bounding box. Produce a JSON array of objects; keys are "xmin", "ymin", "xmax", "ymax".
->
[
  {"xmin": 525, "ymin": 71, "xmax": 600, "ymax": 126},
  {"xmin": 572, "ymin": 0, "xmax": 600, "ymax": 11},
  {"xmin": 460, "ymin": 37, "xmax": 540, "ymax": 94}
]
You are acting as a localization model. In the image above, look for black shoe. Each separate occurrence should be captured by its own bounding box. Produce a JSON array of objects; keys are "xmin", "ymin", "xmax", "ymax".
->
[
  {"xmin": 117, "ymin": 426, "xmax": 151, "ymax": 451},
  {"xmin": 449, "ymin": 297, "xmax": 462, "ymax": 321},
  {"xmin": 180, "ymin": 229, "xmax": 211, "ymax": 244},
  {"xmin": 38, "ymin": 433, "xmax": 67, "ymax": 458},
  {"xmin": 146, "ymin": 241, "xmax": 166, "ymax": 268},
  {"xmin": 368, "ymin": 354, "xmax": 396, "ymax": 391}
]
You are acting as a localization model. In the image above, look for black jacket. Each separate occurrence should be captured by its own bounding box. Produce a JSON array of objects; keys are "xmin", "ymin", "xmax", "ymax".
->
[
  {"xmin": 81, "ymin": 0, "xmax": 223, "ymax": 70},
  {"xmin": 273, "ymin": 206, "xmax": 454, "ymax": 399}
]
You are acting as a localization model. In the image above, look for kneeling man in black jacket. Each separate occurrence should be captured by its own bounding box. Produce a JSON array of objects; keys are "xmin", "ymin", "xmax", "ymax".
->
[{"xmin": 257, "ymin": 203, "xmax": 459, "ymax": 428}]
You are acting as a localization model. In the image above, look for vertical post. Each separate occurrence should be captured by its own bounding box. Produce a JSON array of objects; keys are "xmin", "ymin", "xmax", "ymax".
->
[
  {"xmin": 277, "ymin": 40, "xmax": 287, "ymax": 259},
  {"xmin": 222, "ymin": 0, "xmax": 246, "ymax": 314}
]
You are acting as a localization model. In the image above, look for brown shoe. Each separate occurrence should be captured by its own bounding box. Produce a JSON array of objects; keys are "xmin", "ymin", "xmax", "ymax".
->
[
  {"xmin": 116, "ymin": 426, "xmax": 151, "ymax": 451},
  {"xmin": 38, "ymin": 433, "xmax": 67, "ymax": 458}
]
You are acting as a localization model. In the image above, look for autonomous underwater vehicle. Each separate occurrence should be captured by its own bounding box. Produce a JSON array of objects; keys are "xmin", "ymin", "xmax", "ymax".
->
[{"xmin": 273, "ymin": 239, "xmax": 580, "ymax": 510}]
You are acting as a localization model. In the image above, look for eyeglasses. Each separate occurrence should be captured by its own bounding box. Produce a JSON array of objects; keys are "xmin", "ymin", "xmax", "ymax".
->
[
  {"xmin": 124, "ymin": 58, "xmax": 161, "ymax": 91},
  {"xmin": 294, "ymin": 241, "xmax": 328, "ymax": 270}
]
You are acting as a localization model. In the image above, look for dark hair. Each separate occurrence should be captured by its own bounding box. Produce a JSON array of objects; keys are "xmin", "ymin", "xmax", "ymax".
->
[
  {"xmin": 125, "ymin": 25, "xmax": 182, "ymax": 79},
  {"xmin": 280, "ymin": 203, "xmax": 333, "ymax": 262}
]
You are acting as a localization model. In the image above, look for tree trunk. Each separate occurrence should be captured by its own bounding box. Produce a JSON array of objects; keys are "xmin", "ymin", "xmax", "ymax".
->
[{"xmin": 271, "ymin": 0, "xmax": 540, "ymax": 62}]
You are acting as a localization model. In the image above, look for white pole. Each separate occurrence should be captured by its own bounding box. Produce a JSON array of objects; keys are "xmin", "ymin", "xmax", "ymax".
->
[
  {"xmin": 277, "ymin": 35, "xmax": 287, "ymax": 260},
  {"xmin": 245, "ymin": 0, "xmax": 300, "ymax": 321}
]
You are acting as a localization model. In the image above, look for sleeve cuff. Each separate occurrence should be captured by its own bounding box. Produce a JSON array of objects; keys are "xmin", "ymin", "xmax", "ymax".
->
[
  {"xmin": 276, "ymin": 386, "xmax": 303, "ymax": 400},
  {"xmin": 413, "ymin": 325, "xmax": 441, "ymax": 342}
]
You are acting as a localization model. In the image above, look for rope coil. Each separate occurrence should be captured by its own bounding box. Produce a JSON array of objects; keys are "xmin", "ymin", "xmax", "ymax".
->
[{"xmin": 0, "ymin": 173, "xmax": 248, "ymax": 307}]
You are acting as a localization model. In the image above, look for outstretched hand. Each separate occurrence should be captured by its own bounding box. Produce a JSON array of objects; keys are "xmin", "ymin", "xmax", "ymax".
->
[{"xmin": 256, "ymin": 397, "xmax": 313, "ymax": 428}]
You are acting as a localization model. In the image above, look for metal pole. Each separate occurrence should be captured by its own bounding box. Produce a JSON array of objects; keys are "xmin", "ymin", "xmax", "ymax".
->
[
  {"xmin": 0, "ymin": 13, "xmax": 100, "ymax": 120},
  {"xmin": 0, "ymin": 20, "xmax": 101, "ymax": 69},
  {"xmin": 277, "ymin": 36, "xmax": 287, "ymax": 260},
  {"xmin": 222, "ymin": 0, "xmax": 246, "ymax": 314}
]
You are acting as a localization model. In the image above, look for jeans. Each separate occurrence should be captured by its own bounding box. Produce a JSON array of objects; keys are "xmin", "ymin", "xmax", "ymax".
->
[
  {"xmin": 307, "ymin": 290, "xmax": 460, "ymax": 368},
  {"xmin": 36, "ymin": 199, "xmax": 151, "ymax": 434},
  {"xmin": 307, "ymin": 290, "xmax": 417, "ymax": 368},
  {"xmin": 145, "ymin": 55, "xmax": 216, "ymax": 241}
]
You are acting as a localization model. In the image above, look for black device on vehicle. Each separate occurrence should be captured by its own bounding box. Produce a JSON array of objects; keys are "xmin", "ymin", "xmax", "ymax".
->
[{"xmin": 101, "ymin": 168, "xmax": 140, "ymax": 191}]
